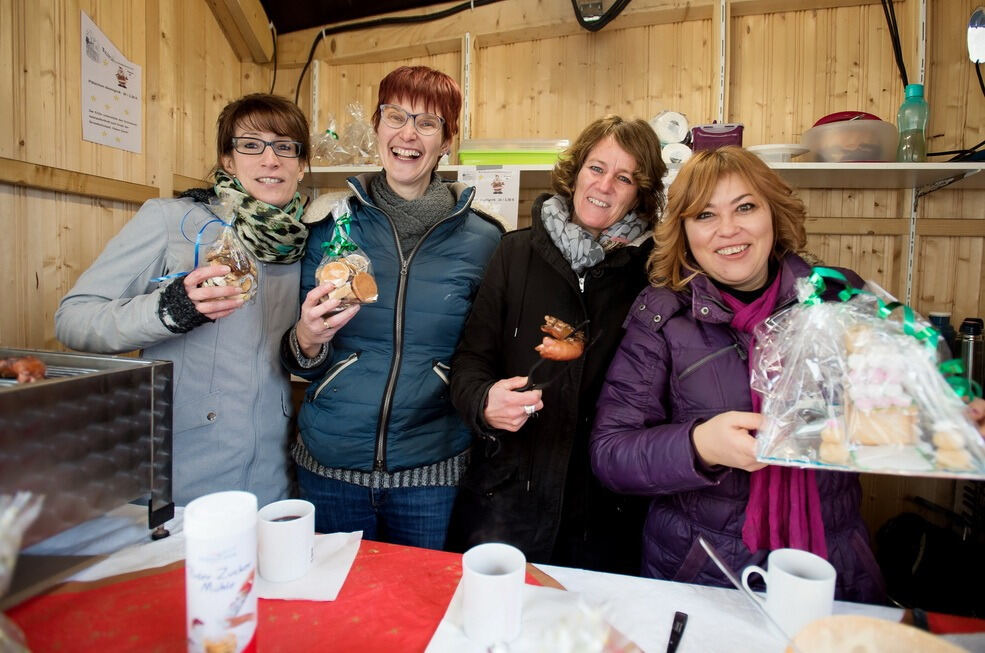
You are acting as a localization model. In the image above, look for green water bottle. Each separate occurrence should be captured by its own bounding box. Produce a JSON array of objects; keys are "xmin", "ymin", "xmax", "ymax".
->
[{"xmin": 896, "ymin": 83, "xmax": 928, "ymax": 162}]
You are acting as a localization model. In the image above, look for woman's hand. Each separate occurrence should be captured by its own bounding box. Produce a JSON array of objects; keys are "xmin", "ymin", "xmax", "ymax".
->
[
  {"xmin": 295, "ymin": 282, "xmax": 361, "ymax": 357},
  {"xmin": 483, "ymin": 377, "xmax": 543, "ymax": 432},
  {"xmin": 184, "ymin": 264, "xmax": 245, "ymax": 321},
  {"xmin": 691, "ymin": 411, "xmax": 766, "ymax": 472},
  {"xmin": 966, "ymin": 398, "xmax": 985, "ymax": 436}
]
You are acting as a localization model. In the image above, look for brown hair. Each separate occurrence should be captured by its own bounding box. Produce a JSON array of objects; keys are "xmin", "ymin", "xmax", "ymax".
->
[
  {"xmin": 648, "ymin": 146, "xmax": 807, "ymax": 290},
  {"xmin": 551, "ymin": 115, "xmax": 667, "ymax": 226},
  {"xmin": 371, "ymin": 66, "xmax": 462, "ymax": 142},
  {"xmin": 215, "ymin": 93, "xmax": 311, "ymax": 171}
]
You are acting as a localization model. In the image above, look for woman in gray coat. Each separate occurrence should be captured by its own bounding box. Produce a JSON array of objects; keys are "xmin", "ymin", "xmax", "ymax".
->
[{"xmin": 55, "ymin": 94, "xmax": 313, "ymax": 506}]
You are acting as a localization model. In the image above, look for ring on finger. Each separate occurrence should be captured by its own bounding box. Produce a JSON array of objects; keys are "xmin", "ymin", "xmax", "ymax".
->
[
  {"xmin": 323, "ymin": 319, "xmax": 333, "ymax": 330},
  {"xmin": 523, "ymin": 404, "xmax": 536, "ymax": 416}
]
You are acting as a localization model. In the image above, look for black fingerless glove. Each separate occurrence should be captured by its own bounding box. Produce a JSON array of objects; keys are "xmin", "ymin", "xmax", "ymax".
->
[{"xmin": 158, "ymin": 275, "xmax": 212, "ymax": 334}]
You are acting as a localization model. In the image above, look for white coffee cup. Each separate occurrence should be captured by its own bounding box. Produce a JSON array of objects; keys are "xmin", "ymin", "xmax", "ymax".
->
[
  {"xmin": 741, "ymin": 548, "xmax": 836, "ymax": 638},
  {"xmin": 461, "ymin": 542, "xmax": 526, "ymax": 647},
  {"xmin": 257, "ymin": 499, "xmax": 315, "ymax": 583}
]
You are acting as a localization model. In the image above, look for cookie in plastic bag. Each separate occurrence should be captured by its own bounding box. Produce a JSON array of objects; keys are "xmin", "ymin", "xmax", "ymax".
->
[
  {"xmin": 201, "ymin": 198, "xmax": 259, "ymax": 302},
  {"xmin": 315, "ymin": 205, "xmax": 378, "ymax": 311}
]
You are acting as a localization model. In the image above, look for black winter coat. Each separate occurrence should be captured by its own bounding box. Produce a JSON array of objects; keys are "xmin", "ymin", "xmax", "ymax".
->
[{"xmin": 446, "ymin": 194, "xmax": 651, "ymax": 573}]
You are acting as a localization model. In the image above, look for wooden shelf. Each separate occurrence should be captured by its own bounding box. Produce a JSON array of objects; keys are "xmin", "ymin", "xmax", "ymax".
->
[
  {"xmin": 305, "ymin": 164, "xmax": 554, "ymax": 190},
  {"xmin": 306, "ymin": 162, "xmax": 985, "ymax": 192},
  {"xmin": 768, "ymin": 162, "xmax": 985, "ymax": 191}
]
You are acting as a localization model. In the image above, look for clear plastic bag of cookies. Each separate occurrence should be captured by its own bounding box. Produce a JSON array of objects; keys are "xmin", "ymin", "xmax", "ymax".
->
[
  {"xmin": 315, "ymin": 217, "xmax": 378, "ymax": 312},
  {"xmin": 200, "ymin": 197, "xmax": 259, "ymax": 302},
  {"xmin": 749, "ymin": 271, "xmax": 985, "ymax": 479}
]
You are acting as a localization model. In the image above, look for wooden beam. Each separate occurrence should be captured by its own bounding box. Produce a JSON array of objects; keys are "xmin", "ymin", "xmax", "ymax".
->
[
  {"xmin": 205, "ymin": 0, "xmax": 273, "ymax": 63},
  {"xmin": 173, "ymin": 173, "xmax": 208, "ymax": 195},
  {"xmin": 916, "ymin": 220, "xmax": 985, "ymax": 237},
  {"xmin": 0, "ymin": 157, "xmax": 157, "ymax": 204},
  {"xmin": 805, "ymin": 217, "xmax": 909, "ymax": 235},
  {"xmin": 275, "ymin": 0, "xmax": 888, "ymax": 67}
]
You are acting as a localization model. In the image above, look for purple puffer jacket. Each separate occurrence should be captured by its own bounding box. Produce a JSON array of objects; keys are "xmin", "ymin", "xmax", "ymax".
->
[{"xmin": 590, "ymin": 254, "xmax": 886, "ymax": 604}]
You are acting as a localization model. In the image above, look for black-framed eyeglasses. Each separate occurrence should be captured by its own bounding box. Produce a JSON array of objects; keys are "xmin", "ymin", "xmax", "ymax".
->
[
  {"xmin": 231, "ymin": 136, "xmax": 304, "ymax": 158},
  {"xmin": 379, "ymin": 104, "xmax": 445, "ymax": 136}
]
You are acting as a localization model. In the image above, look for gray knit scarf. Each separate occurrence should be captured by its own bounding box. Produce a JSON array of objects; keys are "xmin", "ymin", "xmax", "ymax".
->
[
  {"xmin": 368, "ymin": 173, "xmax": 456, "ymax": 255},
  {"xmin": 540, "ymin": 194, "xmax": 647, "ymax": 274}
]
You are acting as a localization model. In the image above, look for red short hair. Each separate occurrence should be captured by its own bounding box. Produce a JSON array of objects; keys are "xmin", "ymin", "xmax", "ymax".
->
[{"xmin": 372, "ymin": 66, "xmax": 462, "ymax": 141}]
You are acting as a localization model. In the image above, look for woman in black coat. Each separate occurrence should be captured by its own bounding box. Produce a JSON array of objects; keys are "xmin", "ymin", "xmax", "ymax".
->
[{"xmin": 446, "ymin": 115, "xmax": 667, "ymax": 573}]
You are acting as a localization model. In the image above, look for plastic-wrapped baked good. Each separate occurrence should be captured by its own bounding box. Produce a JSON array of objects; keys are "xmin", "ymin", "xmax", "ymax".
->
[
  {"xmin": 315, "ymin": 215, "xmax": 378, "ymax": 311},
  {"xmin": 202, "ymin": 225, "xmax": 259, "ymax": 302},
  {"xmin": 750, "ymin": 269, "xmax": 985, "ymax": 479}
]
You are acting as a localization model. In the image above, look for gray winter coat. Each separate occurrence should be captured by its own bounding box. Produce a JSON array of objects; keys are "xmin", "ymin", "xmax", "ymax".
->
[
  {"xmin": 55, "ymin": 196, "xmax": 299, "ymax": 506},
  {"xmin": 590, "ymin": 254, "xmax": 886, "ymax": 603}
]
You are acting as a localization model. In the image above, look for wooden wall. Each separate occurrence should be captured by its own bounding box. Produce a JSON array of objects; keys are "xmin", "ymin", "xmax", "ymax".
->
[{"xmin": 0, "ymin": 0, "xmax": 257, "ymax": 349}]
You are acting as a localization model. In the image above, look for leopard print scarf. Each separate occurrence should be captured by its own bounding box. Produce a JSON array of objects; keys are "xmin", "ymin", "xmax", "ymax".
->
[{"xmin": 213, "ymin": 169, "xmax": 308, "ymax": 263}]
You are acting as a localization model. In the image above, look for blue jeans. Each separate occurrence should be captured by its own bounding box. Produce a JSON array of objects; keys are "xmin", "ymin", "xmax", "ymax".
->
[{"xmin": 296, "ymin": 466, "xmax": 457, "ymax": 550}]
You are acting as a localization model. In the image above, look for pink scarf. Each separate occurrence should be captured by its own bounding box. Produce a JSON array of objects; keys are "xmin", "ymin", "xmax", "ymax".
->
[{"xmin": 719, "ymin": 273, "xmax": 828, "ymax": 559}]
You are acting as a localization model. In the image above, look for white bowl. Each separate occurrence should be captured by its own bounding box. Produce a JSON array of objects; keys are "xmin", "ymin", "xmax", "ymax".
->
[{"xmin": 747, "ymin": 144, "xmax": 810, "ymax": 162}]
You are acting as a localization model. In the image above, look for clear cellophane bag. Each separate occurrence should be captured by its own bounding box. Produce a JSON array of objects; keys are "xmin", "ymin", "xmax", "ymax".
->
[
  {"xmin": 314, "ymin": 203, "xmax": 378, "ymax": 312},
  {"xmin": 201, "ymin": 196, "xmax": 259, "ymax": 302},
  {"xmin": 750, "ymin": 269, "xmax": 985, "ymax": 478}
]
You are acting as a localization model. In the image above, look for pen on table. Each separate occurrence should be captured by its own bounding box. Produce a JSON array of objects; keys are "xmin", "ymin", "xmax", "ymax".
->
[{"xmin": 666, "ymin": 610, "xmax": 688, "ymax": 653}]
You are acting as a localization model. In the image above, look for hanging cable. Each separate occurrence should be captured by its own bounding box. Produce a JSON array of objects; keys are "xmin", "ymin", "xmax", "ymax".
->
[
  {"xmin": 977, "ymin": 62, "xmax": 985, "ymax": 101},
  {"xmin": 268, "ymin": 22, "xmax": 278, "ymax": 95},
  {"xmin": 928, "ymin": 138, "xmax": 985, "ymax": 161},
  {"xmin": 293, "ymin": 0, "xmax": 505, "ymax": 104},
  {"xmin": 880, "ymin": 0, "xmax": 908, "ymax": 88},
  {"xmin": 570, "ymin": 0, "xmax": 632, "ymax": 33}
]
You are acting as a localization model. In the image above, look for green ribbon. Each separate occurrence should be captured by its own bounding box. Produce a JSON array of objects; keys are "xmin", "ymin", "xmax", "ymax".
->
[
  {"xmin": 803, "ymin": 267, "xmax": 866, "ymax": 305},
  {"xmin": 321, "ymin": 213, "xmax": 358, "ymax": 257},
  {"xmin": 803, "ymin": 267, "xmax": 938, "ymax": 348},
  {"xmin": 801, "ymin": 266, "xmax": 982, "ymax": 398},
  {"xmin": 939, "ymin": 358, "xmax": 982, "ymax": 400}
]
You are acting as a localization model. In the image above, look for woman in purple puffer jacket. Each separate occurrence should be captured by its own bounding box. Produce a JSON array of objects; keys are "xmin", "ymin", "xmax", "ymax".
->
[{"xmin": 590, "ymin": 147, "xmax": 886, "ymax": 603}]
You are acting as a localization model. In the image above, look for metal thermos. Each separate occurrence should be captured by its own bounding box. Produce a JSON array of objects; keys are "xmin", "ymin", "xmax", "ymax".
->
[{"xmin": 957, "ymin": 318, "xmax": 985, "ymax": 391}]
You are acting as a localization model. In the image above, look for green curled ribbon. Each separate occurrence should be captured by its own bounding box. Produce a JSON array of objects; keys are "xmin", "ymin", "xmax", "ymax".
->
[
  {"xmin": 803, "ymin": 267, "xmax": 865, "ymax": 305},
  {"xmin": 803, "ymin": 267, "xmax": 939, "ymax": 350},
  {"xmin": 940, "ymin": 358, "xmax": 983, "ymax": 400},
  {"xmin": 878, "ymin": 301, "xmax": 940, "ymax": 346},
  {"xmin": 801, "ymin": 266, "xmax": 980, "ymax": 399},
  {"xmin": 321, "ymin": 213, "xmax": 358, "ymax": 257}
]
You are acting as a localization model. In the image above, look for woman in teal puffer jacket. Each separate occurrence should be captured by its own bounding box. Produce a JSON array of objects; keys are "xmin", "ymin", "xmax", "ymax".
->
[{"xmin": 281, "ymin": 66, "xmax": 502, "ymax": 549}]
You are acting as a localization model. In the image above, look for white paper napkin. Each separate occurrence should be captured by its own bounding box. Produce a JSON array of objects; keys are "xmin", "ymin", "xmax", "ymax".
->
[
  {"xmin": 426, "ymin": 580, "xmax": 614, "ymax": 653},
  {"xmin": 255, "ymin": 531, "xmax": 362, "ymax": 601}
]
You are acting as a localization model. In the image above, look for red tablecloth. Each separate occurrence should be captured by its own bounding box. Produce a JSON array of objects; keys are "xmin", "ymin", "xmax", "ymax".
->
[{"xmin": 6, "ymin": 539, "xmax": 544, "ymax": 652}]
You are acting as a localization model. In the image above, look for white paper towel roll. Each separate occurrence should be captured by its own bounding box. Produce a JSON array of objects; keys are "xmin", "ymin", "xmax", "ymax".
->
[
  {"xmin": 650, "ymin": 111, "xmax": 690, "ymax": 145},
  {"xmin": 185, "ymin": 491, "xmax": 258, "ymax": 653},
  {"xmin": 662, "ymin": 142, "xmax": 693, "ymax": 168}
]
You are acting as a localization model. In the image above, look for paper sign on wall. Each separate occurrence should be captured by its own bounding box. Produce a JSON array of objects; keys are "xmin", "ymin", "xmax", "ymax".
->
[
  {"xmin": 81, "ymin": 11, "xmax": 142, "ymax": 153},
  {"xmin": 457, "ymin": 166, "xmax": 520, "ymax": 231}
]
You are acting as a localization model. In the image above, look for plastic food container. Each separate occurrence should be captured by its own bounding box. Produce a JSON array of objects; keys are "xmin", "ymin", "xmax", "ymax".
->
[
  {"xmin": 801, "ymin": 114, "xmax": 897, "ymax": 162},
  {"xmin": 458, "ymin": 139, "xmax": 569, "ymax": 165}
]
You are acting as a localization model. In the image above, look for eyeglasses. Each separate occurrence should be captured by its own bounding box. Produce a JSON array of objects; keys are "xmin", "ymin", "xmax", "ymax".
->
[
  {"xmin": 379, "ymin": 104, "xmax": 445, "ymax": 136},
  {"xmin": 231, "ymin": 137, "xmax": 304, "ymax": 158}
]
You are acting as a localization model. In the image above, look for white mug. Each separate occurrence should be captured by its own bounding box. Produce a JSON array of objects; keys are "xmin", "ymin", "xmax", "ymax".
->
[
  {"xmin": 461, "ymin": 543, "xmax": 526, "ymax": 647},
  {"xmin": 741, "ymin": 548, "xmax": 836, "ymax": 638},
  {"xmin": 257, "ymin": 499, "xmax": 315, "ymax": 583}
]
